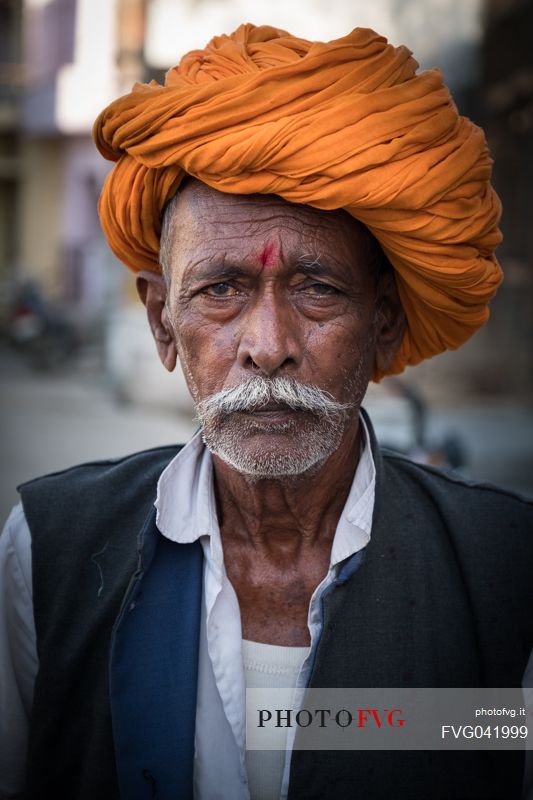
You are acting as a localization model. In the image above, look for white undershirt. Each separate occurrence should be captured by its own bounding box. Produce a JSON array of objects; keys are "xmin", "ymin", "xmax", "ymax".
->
[{"xmin": 242, "ymin": 639, "xmax": 310, "ymax": 800}]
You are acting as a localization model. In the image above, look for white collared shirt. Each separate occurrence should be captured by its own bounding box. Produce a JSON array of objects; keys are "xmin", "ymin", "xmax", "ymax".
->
[{"xmin": 0, "ymin": 417, "xmax": 375, "ymax": 799}]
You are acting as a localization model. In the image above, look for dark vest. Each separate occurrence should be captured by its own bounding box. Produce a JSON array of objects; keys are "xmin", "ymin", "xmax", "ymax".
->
[{"xmin": 19, "ymin": 419, "xmax": 533, "ymax": 800}]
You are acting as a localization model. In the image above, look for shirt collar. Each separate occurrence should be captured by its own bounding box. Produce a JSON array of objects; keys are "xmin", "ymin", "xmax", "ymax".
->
[
  {"xmin": 329, "ymin": 413, "xmax": 375, "ymax": 566},
  {"xmin": 155, "ymin": 414, "xmax": 376, "ymax": 566},
  {"xmin": 155, "ymin": 429, "xmax": 218, "ymax": 545}
]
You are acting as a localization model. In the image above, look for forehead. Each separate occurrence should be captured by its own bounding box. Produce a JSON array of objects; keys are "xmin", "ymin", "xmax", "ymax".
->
[{"xmin": 166, "ymin": 180, "xmax": 374, "ymax": 274}]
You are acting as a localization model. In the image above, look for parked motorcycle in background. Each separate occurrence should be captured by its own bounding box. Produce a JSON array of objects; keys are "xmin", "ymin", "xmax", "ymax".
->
[{"xmin": 5, "ymin": 281, "xmax": 79, "ymax": 371}]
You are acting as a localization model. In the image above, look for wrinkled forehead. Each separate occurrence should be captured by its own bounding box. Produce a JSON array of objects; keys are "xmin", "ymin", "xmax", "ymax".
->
[
  {"xmin": 177, "ymin": 178, "xmax": 349, "ymax": 230},
  {"xmin": 165, "ymin": 179, "xmax": 376, "ymax": 272}
]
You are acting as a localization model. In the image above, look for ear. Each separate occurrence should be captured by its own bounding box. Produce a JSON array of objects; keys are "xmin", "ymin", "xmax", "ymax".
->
[
  {"xmin": 136, "ymin": 271, "xmax": 177, "ymax": 372},
  {"xmin": 373, "ymin": 270, "xmax": 407, "ymax": 377}
]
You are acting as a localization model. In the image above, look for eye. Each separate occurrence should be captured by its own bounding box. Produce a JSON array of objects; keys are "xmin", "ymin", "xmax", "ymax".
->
[
  {"xmin": 203, "ymin": 282, "xmax": 238, "ymax": 297},
  {"xmin": 304, "ymin": 282, "xmax": 339, "ymax": 296}
]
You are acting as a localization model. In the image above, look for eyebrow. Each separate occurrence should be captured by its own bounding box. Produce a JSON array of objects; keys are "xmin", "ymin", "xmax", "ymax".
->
[
  {"xmin": 182, "ymin": 264, "xmax": 249, "ymax": 284},
  {"xmin": 295, "ymin": 255, "xmax": 339, "ymax": 279}
]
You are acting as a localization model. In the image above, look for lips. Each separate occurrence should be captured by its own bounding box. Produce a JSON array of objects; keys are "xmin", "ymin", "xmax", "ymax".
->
[
  {"xmin": 241, "ymin": 403, "xmax": 298, "ymax": 422},
  {"xmin": 252, "ymin": 403, "xmax": 290, "ymax": 413}
]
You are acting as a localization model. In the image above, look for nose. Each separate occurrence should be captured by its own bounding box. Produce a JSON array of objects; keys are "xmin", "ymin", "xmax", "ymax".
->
[{"xmin": 237, "ymin": 291, "xmax": 301, "ymax": 377}]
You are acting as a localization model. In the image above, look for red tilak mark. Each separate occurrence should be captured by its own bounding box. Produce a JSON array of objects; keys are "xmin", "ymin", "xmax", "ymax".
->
[{"xmin": 256, "ymin": 242, "xmax": 279, "ymax": 268}]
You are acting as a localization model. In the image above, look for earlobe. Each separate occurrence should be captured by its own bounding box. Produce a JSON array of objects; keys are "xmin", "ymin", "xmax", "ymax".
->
[{"xmin": 136, "ymin": 271, "xmax": 178, "ymax": 373}]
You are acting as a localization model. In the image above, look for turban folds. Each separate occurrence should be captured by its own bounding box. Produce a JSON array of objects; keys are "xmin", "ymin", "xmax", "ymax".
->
[{"xmin": 93, "ymin": 23, "xmax": 502, "ymax": 379}]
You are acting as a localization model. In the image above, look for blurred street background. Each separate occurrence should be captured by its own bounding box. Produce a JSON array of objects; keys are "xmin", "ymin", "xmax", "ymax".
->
[{"xmin": 0, "ymin": 0, "xmax": 532, "ymax": 521}]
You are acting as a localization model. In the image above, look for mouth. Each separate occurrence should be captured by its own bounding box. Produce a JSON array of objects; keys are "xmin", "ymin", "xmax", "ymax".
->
[
  {"xmin": 253, "ymin": 402, "xmax": 290, "ymax": 412},
  {"xmin": 242, "ymin": 403, "xmax": 299, "ymax": 422}
]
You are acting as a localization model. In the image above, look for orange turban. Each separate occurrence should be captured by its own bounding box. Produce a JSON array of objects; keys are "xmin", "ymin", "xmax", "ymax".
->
[{"xmin": 93, "ymin": 23, "xmax": 502, "ymax": 379}]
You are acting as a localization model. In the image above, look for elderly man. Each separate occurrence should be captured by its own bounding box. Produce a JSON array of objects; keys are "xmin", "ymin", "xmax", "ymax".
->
[{"xmin": 1, "ymin": 23, "xmax": 532, "ymax": 800}]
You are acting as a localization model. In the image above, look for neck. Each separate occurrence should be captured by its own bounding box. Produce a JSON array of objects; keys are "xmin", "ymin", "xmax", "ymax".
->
[{"xmin": 212, "ymin": 415, "xmax": 362, "ymax": 555}]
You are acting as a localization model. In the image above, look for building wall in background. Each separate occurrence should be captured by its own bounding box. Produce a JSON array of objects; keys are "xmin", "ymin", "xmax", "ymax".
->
[
  {"xmin": 0, "ymin": 134, "xmax": 19, "ymax": 284},
  {"xmin": 17, "ymin": 137, "xmax": 63, "ymax": 294},
  {"xmin": 12, "ymin": 0, "xmax": 143, "ymax": 323},
  {"xmin": 482, "ymin": 0, "xmax": 533, "ymax": 397},
  {"xmin": 0, "ymin": 0, "xmax": 23, "ymax": 298}
]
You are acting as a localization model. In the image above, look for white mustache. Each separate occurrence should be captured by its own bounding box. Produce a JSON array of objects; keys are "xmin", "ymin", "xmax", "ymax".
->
[{"xmin": 196, "ymin": 376, "xmax": 353, "ymax": 420}]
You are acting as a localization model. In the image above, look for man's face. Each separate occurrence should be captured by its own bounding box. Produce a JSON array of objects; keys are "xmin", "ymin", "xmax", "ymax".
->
[{"xmin": 150, "ymin": 182, "xmax": 402, "ymax": 477}]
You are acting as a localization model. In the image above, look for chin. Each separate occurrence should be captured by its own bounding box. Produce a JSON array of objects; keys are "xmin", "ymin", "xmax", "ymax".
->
[{"xmin": 201, "ymin": 416, "xmax": 346, "ymax": 479}]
